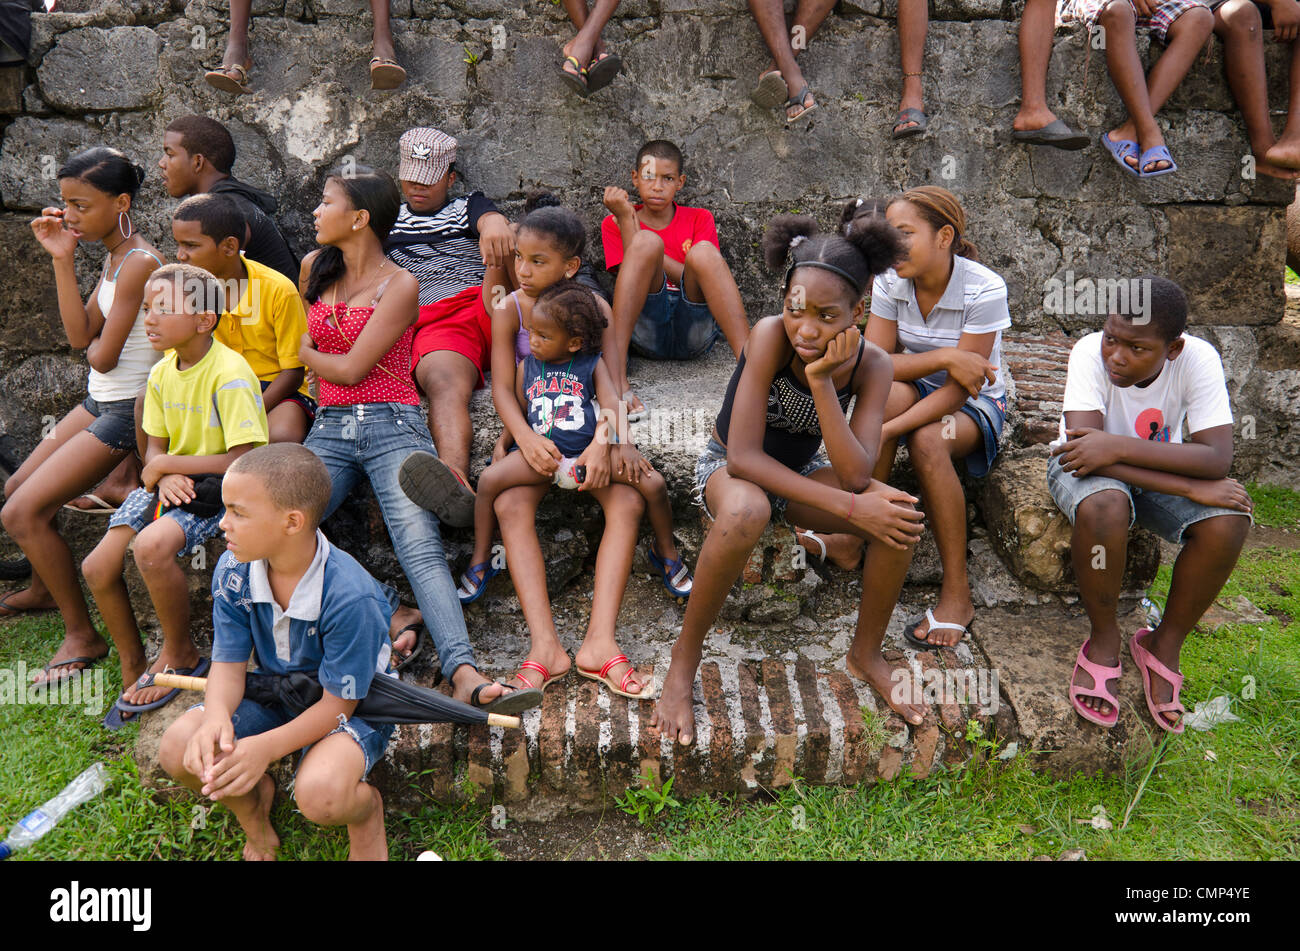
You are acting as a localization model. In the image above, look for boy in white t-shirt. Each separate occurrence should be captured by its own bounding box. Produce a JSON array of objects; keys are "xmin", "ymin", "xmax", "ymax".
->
[{"xmin": 1048, "ymin": 276, "xmax": 1253, "ymax": 734}]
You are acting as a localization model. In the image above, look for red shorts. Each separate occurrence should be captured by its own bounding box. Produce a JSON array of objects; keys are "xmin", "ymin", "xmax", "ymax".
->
[{"xmin": 410, "ymin": 285, "xmax": 492, "ymax": 389}]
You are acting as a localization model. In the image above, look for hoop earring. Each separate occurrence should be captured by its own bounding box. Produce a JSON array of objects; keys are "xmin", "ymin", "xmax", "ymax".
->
[{"xmin": 118, "ymin": 211, "xmax": 133, "ymax": 240}]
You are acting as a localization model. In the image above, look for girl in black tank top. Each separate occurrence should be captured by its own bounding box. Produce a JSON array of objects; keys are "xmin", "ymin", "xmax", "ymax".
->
[{"xmin": 650, "ymin": 212, "xmax": 934, "ymax": 746}]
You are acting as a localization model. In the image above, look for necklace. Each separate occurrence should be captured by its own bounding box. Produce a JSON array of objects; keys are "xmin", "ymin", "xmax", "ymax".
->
[{"xmin": 339, "ymin": 259, "xmax": 388, "ymax": 309}]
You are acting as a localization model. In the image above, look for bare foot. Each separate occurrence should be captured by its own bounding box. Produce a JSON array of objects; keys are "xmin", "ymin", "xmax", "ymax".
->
[
  {"xmin": 1012, "ymin": 105, "xmax": 1059, "ymax": 133},
  {"xmin": 240, "ymin": 774, "xmax": 280, "ymax": 861},
  {"xmin": 1264, "ymin": 137, "xmax": 1300, "ymax": 170},
  {"xmin": 846, "ymin": 649, "xmax": 925, "ymax": 725},
  {"xmin": 347, "ymin": 786, "xmax": 389, "ymax": 861},
  {"xmin": 1073, "ymin": 634, "xmax": 1121, "ymax": 720},
  {"xmin": 0, "ymin": 587, "xmax": 58, "ymax": 618},
  {"xmin": 67, "ymin": 455, "xmax": 140, "ymax": 509},
  {"xmin": 648, "ymin": 662, "xmax": 697, "ymax": 744},
  {"xmin": 906, "ymin": 594, "xmax": 974, "ymax": 649},
  {"xmin": 621, "ymin": 389, "xmax": 646, "ymax": 419}
]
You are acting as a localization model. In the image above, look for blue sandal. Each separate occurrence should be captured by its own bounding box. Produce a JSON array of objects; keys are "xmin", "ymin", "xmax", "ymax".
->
[
  {"xmin": 103, "ymin": 657, "xmax": 211, "ymax": 731},
  {"xmin": 647, "ymin": 541, "xmax": 693, "ymax": 599},
  {"xmin": 1100, "ymin": 132, "xmax": 1140, "ymax": 177},
  {"xmin": 1138, "ymin": 144, "xmax": 1177, "ymax": 178},
  {"xmin": 457, "ymin": 561, "xmax": 501, "ymax": 605}
]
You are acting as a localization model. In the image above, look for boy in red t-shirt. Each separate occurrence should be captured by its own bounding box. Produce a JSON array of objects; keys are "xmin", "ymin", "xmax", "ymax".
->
[{"xmin": 601, "ymin": 140, "xmax": 748, "ymax": 419}]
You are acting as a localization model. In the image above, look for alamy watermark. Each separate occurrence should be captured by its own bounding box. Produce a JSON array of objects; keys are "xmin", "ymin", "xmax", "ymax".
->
[
  {"xmin": 1043, "ymin": 272, "xmax": 1151, "ymax": 323},
  {"xmin": 0, "ymin": 663, "xmax": 105, "ymax": 715}
]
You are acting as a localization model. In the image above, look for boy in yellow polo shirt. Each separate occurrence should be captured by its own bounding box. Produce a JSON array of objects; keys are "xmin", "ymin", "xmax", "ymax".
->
[
  {"xmin": 84, "ymin": 263, "xmax": 268, "ymax": 729},
  {"xmin": 172, "ymin": 193, "xmax": 315, "ymax": 443}
]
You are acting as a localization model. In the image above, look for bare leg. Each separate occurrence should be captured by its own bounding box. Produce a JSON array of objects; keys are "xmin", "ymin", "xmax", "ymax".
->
[
  {"xmin": 1068, "ymin": 490, "xmax": 1129, "ymax": 719},
  {"xmin": 1109, "ymin": 5, "xmax": 1215, "ymax": 172},
  {"xmin": 220, "ymin": 0, "xmax": 253, "ymax": 70},
  {"xmin": 561, "ymin": 0, "xmax": 619, "ymax": 66},
  {"xmin": 82, "ymin": 525, "xmax": 149, "ymax": 697},
  {"xmin": 651, "ymin": 469, "xmax": 771, "ymax": 744},
  {"xmin": 1141, "ymin": 514, "xmax": 1249, "ymax": 728},
  {"xmin": 370, "ymin": 0, "xmax": 396, "ymax": 62},
  {"xmin": 605, "ymin": 230, "xmax": 666, "ymax": 417},
  {"xmin": 573, "ymin": 483, "xmax": 649, "ymax": 695},
  {"xmin": 122, "ymin": 517, "xmax": 202, "ymax": 705},
  {"xmin": 267, "ymin": 402, "xmax": 311, "ymax": 444},
  {"xmin": 1265, "ymin": 33, "xmax": 1300, "ymax": 169},
  {"xmin": 158, "ymin": 709, "xmax": 279, "ymax": 860},
  {"xmin": 901, "ymin": 416, "xmax": 984, "ymax": 647},
  {"xmin": 295, "ymin": 732, "xmax": 388, "ymax": 861},
  {"xmin": 681, "ymin": 241, "xmax": 748, "ymax": 359},
  {"xmin": 414, "ymin": 350, "xmax": 480, "ymax": 485},
  {"xmin": 895, "ymin": 0, "xmax": 929, "ymax": 132},
  {"xmin": 1014, "ymin": 0, "xmax": 1064, "ymax": 131},
  {"xmin": 495, "ymin": 483, "xmax": 575, "ymax": 686}
]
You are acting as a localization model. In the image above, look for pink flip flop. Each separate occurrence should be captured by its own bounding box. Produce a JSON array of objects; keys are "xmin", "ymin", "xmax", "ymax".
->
[
  {"xmin": 1129, "ymin": 627, "xmax": 1185, "ymax": 734},
  {"xmin": 1068, "ymin": 638, "xmax": 1121, "ymax": 728}
]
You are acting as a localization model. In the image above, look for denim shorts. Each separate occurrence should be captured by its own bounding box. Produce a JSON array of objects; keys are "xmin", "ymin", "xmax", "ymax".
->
[
  {"xmin": 1046, "ymin": 454, "xmax": 1252, "ymax": 544},
  {"xmin": 902, "ymin": 379, "xmax": 1007, "ymax": 478},
  {"xmin": 630, "ymin": 276, "xmax": 721, "ymax": 360},
  {"xmin": 692, "ymin": 436, "xmax": 830, "ymax": 521},
  {"xmin": 81, "ymin": 394, "xmax": 137, "ymax": 452},
  {"xmin": 107, "ymin": 485, "xmax": 224, "ymax": 556},
  {"xmin": 193, "ymin": 696, "xmax": 394, "ymax": 780}
]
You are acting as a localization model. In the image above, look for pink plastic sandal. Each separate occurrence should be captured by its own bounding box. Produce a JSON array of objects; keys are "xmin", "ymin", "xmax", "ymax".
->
[
  {"xmin": 1129, "ymin": 628, "xmax": 1185, "ymax": 734},
  {"xmin": 1068, "ymin": 638, "xmax": 1122, "ymax": 728},
  {"xmin": 511, "ymin": 659, "xmax": 567, "ymax": 693},
  {"xmin": 577, "ymin": 653, "xmax": 653, "ymax": 700}
]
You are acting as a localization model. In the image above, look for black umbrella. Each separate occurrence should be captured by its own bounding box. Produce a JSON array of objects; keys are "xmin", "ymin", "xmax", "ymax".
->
[{"xmin": 154, "ymin": 671, "xmax": 525, "ymax": 728}]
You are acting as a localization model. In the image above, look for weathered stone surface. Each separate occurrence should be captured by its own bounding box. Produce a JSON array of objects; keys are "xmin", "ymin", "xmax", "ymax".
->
[
  {"xmin": 980, "ymin": 447, "xmax": 1160, "ymax": 594},
  {"xmin": 37, "ymin": 27, "xmax": 163, "ymax": 112}
]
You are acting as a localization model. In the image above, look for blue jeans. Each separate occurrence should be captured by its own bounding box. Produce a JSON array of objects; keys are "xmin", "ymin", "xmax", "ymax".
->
[{"xmin": 305, "ymin": 403, "xmax": 476, "ymax": 678}]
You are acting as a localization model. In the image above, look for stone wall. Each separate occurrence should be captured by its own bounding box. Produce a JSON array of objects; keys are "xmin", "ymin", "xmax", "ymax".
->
[{"xmin": 1, "ymin": 0, "xmax": 1297, "ymax": 479}]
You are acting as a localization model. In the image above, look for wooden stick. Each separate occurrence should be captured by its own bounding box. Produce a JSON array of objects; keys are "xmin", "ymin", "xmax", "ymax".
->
[
  {"xmin": 487, "ymin": 713, "xmax": 522, "ymax": 729},
  {"xmin": 153, "ymin": 672, "xmax": 208, "ymax": 691}
]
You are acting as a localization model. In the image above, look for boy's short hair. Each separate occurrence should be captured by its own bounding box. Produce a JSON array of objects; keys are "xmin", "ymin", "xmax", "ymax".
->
[
  {"xmin": 636, "ymin": 139, "xmax": 684, "ymax": 176},
  {"xmin": 164, "ymin": 116, "xmax": 237, "ymax": 174},
  {"xmin": 148, "ymin": 262, "xmax": 226, "ymax": 318},
  {"xmin": 228, "ymin": 444, "xmax": 333, "ymax": 528},
  {"xmin": 1123, "ymin": 274, "xmax": 1187, "ymax": 342},
  {"xmin": 174, "ymin": 193, "xmax": 246, "ymax": 249}
]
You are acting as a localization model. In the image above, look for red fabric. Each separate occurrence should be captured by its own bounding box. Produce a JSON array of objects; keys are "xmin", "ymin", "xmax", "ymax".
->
[
  {"xmin": 410, "ymin": 285, "xmax": 493, "ymax": 389},
  {"xmin": 307, "ymin": 299, "xmax": 418, "ymax": 407},
  {"xmin": 600, "ymin": 204, "xmax": 720, "ymax": 288}
]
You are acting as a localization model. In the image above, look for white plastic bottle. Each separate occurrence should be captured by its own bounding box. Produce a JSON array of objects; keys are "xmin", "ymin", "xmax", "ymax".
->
[{"xmin": 0, "ymin": 762, "xmax": 107, "ymax": 859}]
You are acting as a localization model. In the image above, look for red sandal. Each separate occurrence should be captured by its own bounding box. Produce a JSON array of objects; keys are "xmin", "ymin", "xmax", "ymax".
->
[
  {"xmin": 577, "ymin": 653, "xmax": 653, "ymax": 700},
  {"xmin": 511, "ymin": 659, "xmax": 568, "ymax": 693}
]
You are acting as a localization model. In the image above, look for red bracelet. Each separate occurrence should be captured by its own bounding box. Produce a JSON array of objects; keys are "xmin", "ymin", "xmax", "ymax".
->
[{"xmin": 847, "ymin": 490, "xmax": 855, "ymax": 520}]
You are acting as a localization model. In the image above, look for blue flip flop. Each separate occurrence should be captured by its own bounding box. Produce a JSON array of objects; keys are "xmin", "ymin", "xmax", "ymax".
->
[
  {"xmin": 457, "ymin": 561, "xmax": 501, "ymax": 605},
  {"xmin": 1138, "ymin": 144, "xmax": 1178, "ymax": 178},
  {"xmin": 102, "ymin": 657, "xmax": 210, "ymax": 731},
  {"xmin": 1100, "ymin": 132, "xmax": 1140, "ymax": 177}
]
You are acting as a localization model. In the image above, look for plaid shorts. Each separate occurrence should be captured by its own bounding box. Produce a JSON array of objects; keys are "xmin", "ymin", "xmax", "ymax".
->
[
  {"xmin": 1058, "ymin": 0, "xmax": 1210, "ymax": 43},
  {"xmin": 107, "ymin": 486, "xmax": 224, "ymax": 557}
]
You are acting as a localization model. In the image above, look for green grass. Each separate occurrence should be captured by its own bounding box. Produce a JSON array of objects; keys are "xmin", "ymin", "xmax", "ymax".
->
[
  {"xmin": 4, "ymin": 491, "xmax": 1298, "ymax": 861},
  {"xmin": 1248, "ymin": 483, "xmax": 1300, "ymax": 530},
  {"xmin": 1286, "ymin": 267, "xmax": 1299, "ymax": 285}
]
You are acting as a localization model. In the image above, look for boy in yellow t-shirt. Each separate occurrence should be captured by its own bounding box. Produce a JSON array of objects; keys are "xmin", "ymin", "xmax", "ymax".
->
[
  {"xmin": 84, "ymin": 263, "xmax": 268, "ymax": 730},
  {"xmin": 173, "ymin": 193, "xmax": 315, "ymax": 443}
]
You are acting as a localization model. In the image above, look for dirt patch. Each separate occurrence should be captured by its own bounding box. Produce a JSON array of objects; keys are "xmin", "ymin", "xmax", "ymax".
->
[
  {"xmin": 1248, "ymin": 525, "xmax": 1300, "ymax": 551},
  {"xmin": 489, "ymin": 808, "xmax": 669, "ymax": 861}
]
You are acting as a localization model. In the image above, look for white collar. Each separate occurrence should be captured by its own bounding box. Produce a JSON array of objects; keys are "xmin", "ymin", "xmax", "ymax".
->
[{"xmin": 249, "ymin": 529, "xmax": 331, "ymax": 621}]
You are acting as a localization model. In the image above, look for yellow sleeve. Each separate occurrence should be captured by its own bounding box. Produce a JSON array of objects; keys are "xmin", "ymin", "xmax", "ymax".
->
[
  {"xmin": 214, "ymin": 360, "xmax": 270, "ymax": 450},
  {"xmin": 142, "ymin": 365, "xmax": 168, "ymax": 439},
  {"xmin": 271, "ymin": 281, "xmax": 308, "ymax": 372}
]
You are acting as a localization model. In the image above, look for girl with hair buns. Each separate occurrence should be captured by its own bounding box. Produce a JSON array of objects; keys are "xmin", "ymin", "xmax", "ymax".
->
[
  {"xmin": 651, "ymin": 212, "xmax": 931, "ymax": 746},
  {"xmin": 861, "ymin": 185, "xmax": 1011, "ymax": 651},
  {"xmin": 6, "ymin": 148, "xmax": 164, "ymax": 688}
]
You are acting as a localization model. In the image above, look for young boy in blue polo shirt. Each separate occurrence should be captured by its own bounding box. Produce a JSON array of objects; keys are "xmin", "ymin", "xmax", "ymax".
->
[{"xmin": 159, "ymin": 443, "xmax": 397, "ymax": 861}]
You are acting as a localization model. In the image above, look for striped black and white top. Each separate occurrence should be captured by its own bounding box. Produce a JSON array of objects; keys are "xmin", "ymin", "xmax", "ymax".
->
[{"xmin": 385, "ymin": 193, "xmax": 499, "ymax": 305}]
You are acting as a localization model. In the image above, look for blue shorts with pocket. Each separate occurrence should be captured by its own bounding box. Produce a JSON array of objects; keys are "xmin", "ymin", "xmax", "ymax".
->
[
  {"xmin": 108, "ymin": 485, "xmax": 224, "ymax": 556},
  {"xmin": 630, "ymin": 276, "xmax": 721, "ymax": 360},
  {"xmin": 195, "ymin": 693, "xmax": 394, "ymax": 781},
  {"xmin": 1047, "ymin": 454, "xmax": 1252, "ymax": 544},
  {"xmin": 82, "ymin": 394, "xmax": 138, "ymax": 452},
  {"xmin": 903, "ymin": 379, "xmax": 1007, "ymax": 478}
]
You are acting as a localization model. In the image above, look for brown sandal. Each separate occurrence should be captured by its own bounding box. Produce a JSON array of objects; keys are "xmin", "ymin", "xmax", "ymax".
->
[
  {"xmin": 370, "ymin": 56, "xmax": 407, "ymax": 90},
  {"xmin": 204, "ymin": 62, "xmax": 252, "ymax": 95}
]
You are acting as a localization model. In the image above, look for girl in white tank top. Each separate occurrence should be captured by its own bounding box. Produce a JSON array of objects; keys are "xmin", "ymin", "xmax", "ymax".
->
[{"xmin": 4, "ymin": 147, "xmax": 163, "ymax": 688}]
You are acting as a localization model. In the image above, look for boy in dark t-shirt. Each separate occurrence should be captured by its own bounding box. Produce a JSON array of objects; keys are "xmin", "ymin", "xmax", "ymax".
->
[
  {"xmin": 385, "ymin": 127, "xmax": 515, "ymax": 528},
  {"xmin": 600, "ymin": 140, "xmax": 749, "ymax": 421}
]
